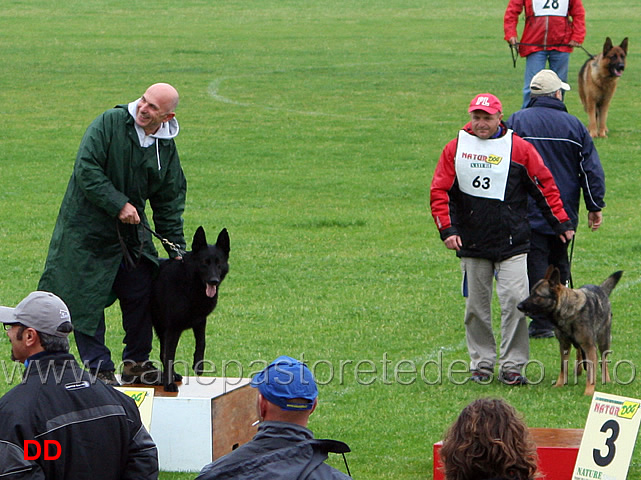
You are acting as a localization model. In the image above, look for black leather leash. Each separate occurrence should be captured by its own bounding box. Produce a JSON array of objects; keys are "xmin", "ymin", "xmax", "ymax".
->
[
  {"xmin": 116, "ymin": 221, "xmax": 186, "ymax": 271},
  {"xmin": 141, "ymin": 223, "xmax": 186, "ymax": 257},
  {"xmin": 510, "ymin": 42, "xmax": 595, "ymax": 68},
  {"xmin": 116, "ymin": 221, "xmax": 144, "ymax": 271}
]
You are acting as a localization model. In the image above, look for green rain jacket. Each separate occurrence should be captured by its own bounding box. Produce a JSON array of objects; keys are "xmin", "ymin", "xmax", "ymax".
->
[{"xmin": 39, "ymin": 102, "xmax": 187, "ymax": 336}]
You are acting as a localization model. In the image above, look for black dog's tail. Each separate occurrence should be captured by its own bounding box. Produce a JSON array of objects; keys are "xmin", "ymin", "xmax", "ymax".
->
[{"xmin": 601, "ymin": 271, "xmax": 623, "ymax": 297}]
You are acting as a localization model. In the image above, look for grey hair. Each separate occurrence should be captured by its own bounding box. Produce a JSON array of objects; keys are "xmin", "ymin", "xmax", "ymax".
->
[
  {"xmin": 39, "ymin": 331, "xmax": 70, "ymax": 353},
  {"xmin": 531, "ymin": 91, "xmax": 559, "ymax": 98}
]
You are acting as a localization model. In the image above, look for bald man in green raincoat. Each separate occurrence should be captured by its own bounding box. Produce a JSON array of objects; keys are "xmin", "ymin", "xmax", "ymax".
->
[{"xmin": 39, "ymin": 83, "xmax": 187, "ymax": 385}]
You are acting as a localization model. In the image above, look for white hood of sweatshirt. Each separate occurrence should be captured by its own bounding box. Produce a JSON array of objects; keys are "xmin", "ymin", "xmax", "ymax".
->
[
  {"xmin": 128, "ymin": 99, "xmax": 180, "ymax": 169},
  {"xmin": 128, "ymin": 98, "xmax": 179, "ymax": 140}
]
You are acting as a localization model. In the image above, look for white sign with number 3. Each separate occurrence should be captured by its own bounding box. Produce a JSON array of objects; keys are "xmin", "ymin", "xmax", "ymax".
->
[{"xmin": 574, "ymin": 392, "xmax": 641, "ymax": 480}]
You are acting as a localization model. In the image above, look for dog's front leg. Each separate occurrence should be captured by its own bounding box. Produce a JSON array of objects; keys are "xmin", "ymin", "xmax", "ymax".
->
[
  {"xmin": 555, "ymin": 343, "xmax": 572, "ymax": 388},
  {"xmin": 574, "ymin": 348, "xmax": 585, "ymax": 377},
  {"xmin": 597, "ymin": 103, "xmax": 610, "ymax": 138},
  {"xmin": 162, "ymin": 331, "xmax": 181, "ymax": 393},
  {"xmin": 586, "ymin": 102, "xmax": 599, "ymax": 138},
  {"xmin": 192, "ymin": 320, "xmax": 206, "ymax": 375},
  {"xmin": 583, "ymin": 345, "xmax": 599, "ymax": 396},
  {"xmin": 601, "ymin": 349, "xmax": 612, "ymax": 384}
]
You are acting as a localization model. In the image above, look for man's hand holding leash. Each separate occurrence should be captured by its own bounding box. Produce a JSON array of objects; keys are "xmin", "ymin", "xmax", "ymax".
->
[
  {"xmin": 118, "ymin": 202, "xmax": 141, "ymax": 225},
  {"xmin": 559, "ymin": 229, "xmax": 575, "ymax": 244}
]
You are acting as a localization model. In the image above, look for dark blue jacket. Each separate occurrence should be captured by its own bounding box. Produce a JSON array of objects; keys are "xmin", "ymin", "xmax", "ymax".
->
[
  {"xmin": 196, "ymin": 421, "xmax": 351, "ymax": 480},
  {"xmin": 507, "ymin": 96, "xmax": 606, "ymax": 235}
]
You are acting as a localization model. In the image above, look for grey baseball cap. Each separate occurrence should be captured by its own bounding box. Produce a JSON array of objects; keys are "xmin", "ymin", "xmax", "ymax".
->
[{"xmin": 0, "ymin": 291, "xmax": 72, "ymax": 337}]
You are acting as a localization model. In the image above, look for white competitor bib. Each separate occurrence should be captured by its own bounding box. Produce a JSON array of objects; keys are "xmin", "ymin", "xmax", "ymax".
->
[
  {"xmin": 533, "ymin": 0, "xmax": 569, "ymax": 17},
  {"xmin": 455, "ymin": 130, "xmax": 513, "ymax": 201}
]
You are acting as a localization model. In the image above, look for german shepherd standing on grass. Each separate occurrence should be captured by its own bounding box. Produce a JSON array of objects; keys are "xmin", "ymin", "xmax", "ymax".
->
[
  {"xmin": 517, "ymin": 266, "xmax": 623, "ymax": 396},
  {"xmin": 578, "ymin": 37, "xmax": 628, "ymax": 138},
  {"xmin": 151, "ymin": 226, "xmax": 230, "ymax": 392}
]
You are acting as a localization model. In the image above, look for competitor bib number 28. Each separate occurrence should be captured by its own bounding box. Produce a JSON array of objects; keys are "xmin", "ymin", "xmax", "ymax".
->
[{"xmin": 533, "ymin": 0, "xmax": 569, "ymax": 17}]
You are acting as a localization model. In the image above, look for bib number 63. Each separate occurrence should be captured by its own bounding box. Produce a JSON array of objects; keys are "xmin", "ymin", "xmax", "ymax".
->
[{"xmin": 472, "ymin": 176, "xmax": 491, "ymax": 190}]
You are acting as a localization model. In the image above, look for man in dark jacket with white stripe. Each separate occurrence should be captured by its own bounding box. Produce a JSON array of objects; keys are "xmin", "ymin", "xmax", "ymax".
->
[
  {"xmin": 508, "ymin": 69, "xmax": 606, "ymax": 339},
  {"xmin": 0, "ymin": 291, "xmax": 158, "ymax": 480},
  {"xmin": 196, "ymin": 356, "xmax": 351, "ymax": 480}
]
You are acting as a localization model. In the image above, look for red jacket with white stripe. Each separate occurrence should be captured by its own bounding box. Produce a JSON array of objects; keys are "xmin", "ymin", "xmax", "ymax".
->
[
  {"xmin": 504, "ymin": 0, "xmax": 586, "ymax": 57},
  {"xmin": 430, "ymin": 123, "xmax": 572, "ymax": 262}
]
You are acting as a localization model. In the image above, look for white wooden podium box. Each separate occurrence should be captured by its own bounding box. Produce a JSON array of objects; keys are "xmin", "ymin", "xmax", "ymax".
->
[{"xmin": 143, "ymin": 376, "xmax": 258, "ymax": 472}]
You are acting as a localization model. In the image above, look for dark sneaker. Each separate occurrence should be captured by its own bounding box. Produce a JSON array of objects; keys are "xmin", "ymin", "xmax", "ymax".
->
[
  {"xmin": 95, "ymin": 370, "xmax": 120, "ymax": 386},
  {"xmin": 470, "ymin": 370, "xmax": 492, "ymax": 384},
  {"xmin": 121, "ymin": 361, "xmax": 162, "ymax": 385},
  {"xmin": 529, "ymin": 328, "xmax": 555, "ymax": 339},
  {"xmin": 499, "ymin": 371, "xmax": 528, "ymax": 386}
]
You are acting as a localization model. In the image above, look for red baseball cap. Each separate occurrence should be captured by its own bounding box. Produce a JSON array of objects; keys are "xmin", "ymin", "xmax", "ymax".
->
[{"xmin": 468, "ymin": 93, "xmax": 502, "ymax": 114}]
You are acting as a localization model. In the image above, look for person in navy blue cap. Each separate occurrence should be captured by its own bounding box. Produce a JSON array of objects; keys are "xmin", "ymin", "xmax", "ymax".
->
[{"xmin": 196, "ymin": 355, "xmax": 352, "ymax": 479}]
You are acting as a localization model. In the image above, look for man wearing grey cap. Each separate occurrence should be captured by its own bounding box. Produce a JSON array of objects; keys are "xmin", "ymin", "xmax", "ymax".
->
[
  {"xmin": 508, "ymin": 69, "xmax": 606, "ymax": 339},
  {"xmin": 196, "ymin": 355, "xmax": 352, "ymax": 479},
  {"xmin": 0, "ymin": 291, "xmax": 159, "ymax": 480}
]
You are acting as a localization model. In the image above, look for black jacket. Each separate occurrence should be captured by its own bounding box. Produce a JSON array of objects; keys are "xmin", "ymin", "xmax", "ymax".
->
[
  {"xmin": 196, "ymin": 421, "xmax": 351, "ymax": 480},
  {"xmin": 431, "ymin": 123, "xmax": 572, "ymax": 262},
  {"xmin": 0, "ymin": 352, "xmax": 158, "ymax": 480}
]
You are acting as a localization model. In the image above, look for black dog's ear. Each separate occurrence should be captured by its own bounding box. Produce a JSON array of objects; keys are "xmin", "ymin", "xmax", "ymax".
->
[
  {"xmin": 216, "ymin": 228, "xmax": 230, "ymax": 256},
  {"xmin": 192, "ymin": 226, "xmax": 208, "ymax": 252},
  {"xmin": 603, "ymin": 37, "xmax": 613, "ymax": 55},
  {"xmin": 621, "ymin": 37, "xmax": 629, "ymax": 54}
]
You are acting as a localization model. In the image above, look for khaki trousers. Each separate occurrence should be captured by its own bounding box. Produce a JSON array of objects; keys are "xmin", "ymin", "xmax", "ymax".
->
[{"xmin": 461, "ymin": 254, "xmax": 529, "ymax": 375}]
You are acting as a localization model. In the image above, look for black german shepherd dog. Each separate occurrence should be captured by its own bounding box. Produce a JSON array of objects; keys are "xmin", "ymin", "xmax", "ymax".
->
[{"xmin": 151, "ymin": 226, "xmax": 230, "ymax": 392}]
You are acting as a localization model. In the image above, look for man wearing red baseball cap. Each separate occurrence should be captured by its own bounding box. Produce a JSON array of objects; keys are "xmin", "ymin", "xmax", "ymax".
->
[{"xmin": 430, "ymin": 93, "xmax": 574, "ymax": 386}]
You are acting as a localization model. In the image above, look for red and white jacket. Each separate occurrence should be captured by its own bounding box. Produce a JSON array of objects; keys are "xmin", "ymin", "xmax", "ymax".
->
[
  {"xmin": 504, "ymin": 0, "xmax": 586, "ymax": 57},
  {"xmin": 430, "ymin": 123, "xmax": 571, "ymax": 262}
]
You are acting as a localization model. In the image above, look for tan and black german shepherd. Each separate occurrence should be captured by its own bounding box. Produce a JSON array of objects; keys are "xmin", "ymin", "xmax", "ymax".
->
[
  {"xmin": 578, "ymin": 37, "xmax": 628, "ymax": 138},
  {"xmin": 517, "ymin": 266, "xmax": 623, "ymax": 396}
]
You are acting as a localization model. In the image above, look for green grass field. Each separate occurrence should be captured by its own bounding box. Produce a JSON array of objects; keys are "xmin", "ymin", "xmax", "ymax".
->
[{"xmin": 1, "ymin": 1, "xmax": 640, "ymax": 478}]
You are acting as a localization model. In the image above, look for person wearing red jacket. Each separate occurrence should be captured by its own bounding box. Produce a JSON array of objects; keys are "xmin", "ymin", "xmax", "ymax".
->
[
  {"xmin": 430, "ymin": 93, "xmax": 574, "ymax": 386},
  {"xmin": 504, "ymin": 0, "xmax": 586, "ymax": 108}
]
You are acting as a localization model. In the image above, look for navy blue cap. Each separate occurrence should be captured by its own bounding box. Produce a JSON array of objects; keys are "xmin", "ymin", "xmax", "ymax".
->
[{"xmin": 251, "ymin": 356, "xmax": 318, "ymax": 411}]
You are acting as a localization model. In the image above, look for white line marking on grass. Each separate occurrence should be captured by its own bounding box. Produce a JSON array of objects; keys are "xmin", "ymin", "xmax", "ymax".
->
[
  {"xmin": 208, "ymin": 63, "xmax": 390, "ymax": 120},
  {"xmin": 208, "ymin": 76, "xmax": 366, "ymax": 119}
]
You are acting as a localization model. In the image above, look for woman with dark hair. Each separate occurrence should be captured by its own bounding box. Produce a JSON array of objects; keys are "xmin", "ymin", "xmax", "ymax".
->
[{"xmin": 440, "ymin": 397, "xmax": 538, "ymax": 480}]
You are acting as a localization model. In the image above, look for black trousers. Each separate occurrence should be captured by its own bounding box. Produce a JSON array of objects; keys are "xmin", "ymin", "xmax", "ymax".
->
[
  {"xmin": 75, "ymin": 259, "xmax": 154, "ymax": 371},
  {"xmin": 527, "ymin": 231, "xmax": 570, "ymax": 331}
]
